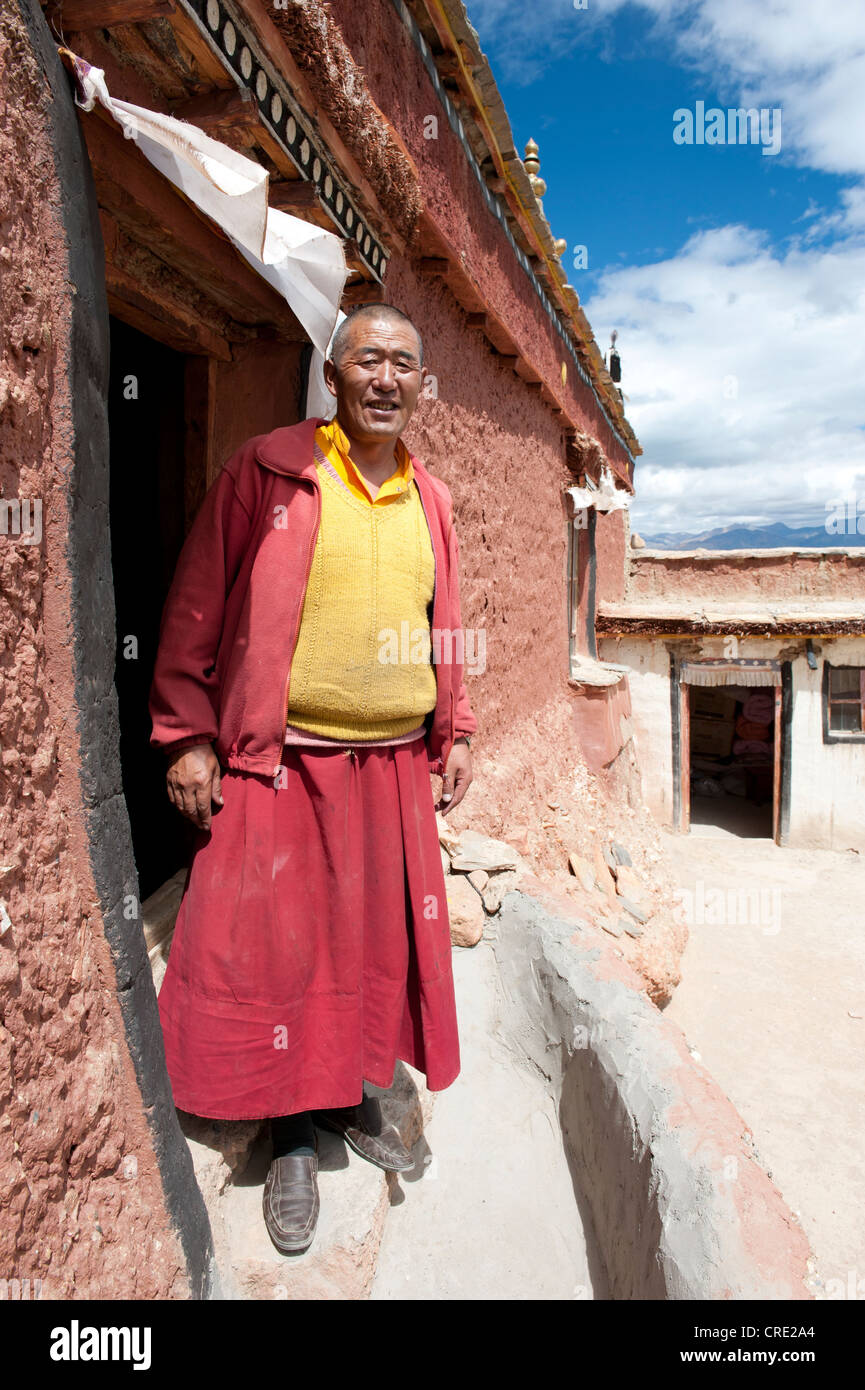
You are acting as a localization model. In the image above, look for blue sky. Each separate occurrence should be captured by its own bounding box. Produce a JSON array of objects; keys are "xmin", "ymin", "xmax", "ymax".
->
[{"xmin": 465, "ymin": 0, "xmax": 865, "ymax": 535}]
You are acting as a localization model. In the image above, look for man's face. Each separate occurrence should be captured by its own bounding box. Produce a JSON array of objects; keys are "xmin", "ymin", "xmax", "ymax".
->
[{"xmin": 324, "ymin": 316, "xmax": 423, "ymax": 445}]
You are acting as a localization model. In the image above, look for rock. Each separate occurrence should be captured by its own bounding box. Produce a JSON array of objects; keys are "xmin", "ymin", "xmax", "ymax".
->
[
  {"xmin": 179, "ymin": 1114, "xmax": 264, "ymax": 1202},
  {"xmin": 622, "ymin": 921, "xmax": 644, "ymax": 938},
  {"xmin": 449, "ymin": 830, "xmax": 520, "ymax": 874},
  {"xmin": 610, "ymin": 842, "xmax": 632, "ymax": 867},
  {"xmin": 602, "ymin": 844, "xmax": 617, "ymax": 872},
  {"xmin": 481, "ymin": 870, "xmax": 520, "ymax": 914},
  {"xmin": 567, "ymin": 853, "xmax": 596, "ymax": 893},
  {"xmin": 614, "ymin": 867, "xmax": 652, "ymax": 920},
  {"xmin": 467, "ymin": 869, "xmax": 488, "ymax": 893},
  {"xmin": 614, "ymin": 865, "xmax": 644, "ymax": 899},
  {"xmin": 618, "ymin": 896, "xmax": 649, "ymax": 924},
  {"xmin": 445, "ymin": 875, "xmax": 485, "ymax": 946},
  {"xmin": 505, "ymin": 825, "xmax": 532, "ymax": 856},
  {"xmin": 592, "ymin": 845, "xmax": 617, "ymax": 901},
  {"xmin": 435, "ymin": 812, "xmax": 462, "ymax": 856},
  {"xmin": 440, "ymin": 846, "xmax": 450, "ymax": 876},
  {"xmin": 142, "ymin": 869, "xmax": 187, "ymax": 994},
  {"xmin": 141, "ymin": 868, "xmax": 187, "ymax": 952},
  {"xmin": 600, "ymin": 919, "xmax": 624, "ymax": 938}
]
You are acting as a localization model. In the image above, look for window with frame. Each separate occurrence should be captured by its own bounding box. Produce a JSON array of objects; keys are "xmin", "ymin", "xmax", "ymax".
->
[
  {"xmin": 823, "ymin": 664, "xmax": 865, "ymax": 738},
  {"xmin": 567, "ymin": 514, "xmax": 580, "ymax": 676},
  {"xmin": 570, "ymin": 517, "xmax": 589, "ymax": 678}
]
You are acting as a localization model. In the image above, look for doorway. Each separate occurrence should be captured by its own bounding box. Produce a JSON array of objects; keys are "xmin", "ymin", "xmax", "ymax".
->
[
  {"xmin": 687, "ymin": 684, "xmax": 776, "ymax": 837},
  {"xmin": 108, "ymin": 317, "xmax": 197, "ymax": 900},
  {"xmin": 675, "ymin": 660, "xmax": 785, "ymax": 842}
]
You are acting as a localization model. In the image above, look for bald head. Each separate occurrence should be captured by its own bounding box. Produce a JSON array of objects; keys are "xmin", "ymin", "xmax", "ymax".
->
[
  {"xmin": 330, "ymin": 303, "xmax": 423, "ymax": 369},
  {"xmin": 322, "ymin": 303, "xmax": 424, "ymax": 448}
]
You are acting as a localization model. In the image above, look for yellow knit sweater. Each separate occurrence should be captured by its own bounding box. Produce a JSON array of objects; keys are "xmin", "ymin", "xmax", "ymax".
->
[{"xmin": 284, "ymin": 441, "xmax": 438, "ymax": 739}]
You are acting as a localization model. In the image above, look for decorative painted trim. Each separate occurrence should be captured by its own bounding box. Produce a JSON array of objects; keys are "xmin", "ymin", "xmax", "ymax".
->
[
  {"xmin": 180, "ymin": 0, "xmax": 388, "ymax": 281},
  {"xmin": 390, "ymin": 0, "xmax": 636, "ymax": 466}
]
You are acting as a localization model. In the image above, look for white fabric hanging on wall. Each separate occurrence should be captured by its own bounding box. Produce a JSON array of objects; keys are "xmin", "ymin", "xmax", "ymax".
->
[
  {"xmin": 68, "ymin": 54, "xmax": 347, "ymax": 356},
  {"xmin": 565, "ymin": 464, "xmax": 631, "ymax": 515},
  {"xmin": 304, "ymin": 311, "xmax": 346, "ymax": 420}
]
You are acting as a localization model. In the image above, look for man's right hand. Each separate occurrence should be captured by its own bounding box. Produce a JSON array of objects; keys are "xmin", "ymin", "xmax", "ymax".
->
[{"xmin": 166, "ymin": 743, "xmax": 224, "ymax": 830}]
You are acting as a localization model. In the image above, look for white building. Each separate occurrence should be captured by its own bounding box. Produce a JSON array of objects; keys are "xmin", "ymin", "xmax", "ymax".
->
[{"xmin": 597, "ymin": 547, "xmax": 865, "ymax": 850}]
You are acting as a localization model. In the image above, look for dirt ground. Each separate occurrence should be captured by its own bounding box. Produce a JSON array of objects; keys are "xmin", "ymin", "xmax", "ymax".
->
[{"xmin": 661, "ymin": 813, "xmax": 865, "ymax": 1296}]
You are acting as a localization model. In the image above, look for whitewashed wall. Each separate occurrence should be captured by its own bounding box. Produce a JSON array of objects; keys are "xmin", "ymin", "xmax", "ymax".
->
[
  {"xmin": 599, "ymin": 635, "xmax": 865, "ymax": 850},
  {"xmin": 787, "ymin": 636, "xmax": 865, "ymax": 850}
]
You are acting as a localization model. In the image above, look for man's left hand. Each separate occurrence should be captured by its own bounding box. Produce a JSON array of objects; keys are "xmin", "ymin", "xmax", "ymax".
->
[{"xmin": 436, "ymin": 738, "xmax": 473, "ymax": 816}]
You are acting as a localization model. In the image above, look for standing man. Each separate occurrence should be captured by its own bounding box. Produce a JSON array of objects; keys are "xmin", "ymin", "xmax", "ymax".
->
[{"xmin": 149, "ymin": 304, "xmax": 477, "ymax": 1254}]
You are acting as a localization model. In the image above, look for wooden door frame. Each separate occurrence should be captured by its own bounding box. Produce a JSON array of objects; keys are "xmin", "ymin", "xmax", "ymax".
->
[{"xmin": 674, "ymin": 661, "xmax": 787, "ymax": 844}]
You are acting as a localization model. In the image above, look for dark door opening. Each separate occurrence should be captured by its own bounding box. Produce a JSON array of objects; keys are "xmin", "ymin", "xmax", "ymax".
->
[
  {"xmin": 108, "ymin": 316, "xmax": 196, "ymax": 900},
  {"xmin": 687, "ymin": 683, "xmax": 777, "ymax": 838}
]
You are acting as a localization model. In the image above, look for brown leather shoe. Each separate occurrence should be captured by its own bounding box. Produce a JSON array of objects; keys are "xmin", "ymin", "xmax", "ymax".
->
[
  {"xmin": 313, "ymin": 1093, "xmax": 414, "ymax": 1172},
  {"xmin": 262, "ymin": 1137, "xmax": 320, "ymax": 1254}
]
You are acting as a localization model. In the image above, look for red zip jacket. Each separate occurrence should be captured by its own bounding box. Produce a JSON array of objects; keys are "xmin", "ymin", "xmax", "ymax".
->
[{"xmin": 148, "ymin": 416, "xmax": 478, "ymax": 778}]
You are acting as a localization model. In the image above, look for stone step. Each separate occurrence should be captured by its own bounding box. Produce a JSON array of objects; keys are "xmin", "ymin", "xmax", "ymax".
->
[{"xmin": 180, "ymin": 1062, "xmax": 435, "ymax": 1300}]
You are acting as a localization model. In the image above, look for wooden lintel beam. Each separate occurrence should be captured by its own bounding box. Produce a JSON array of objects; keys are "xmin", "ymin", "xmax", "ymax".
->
[
  {"xmin": 341, "ymin": 281, "xmax": 385, "ymax": 307},
  {"xmin": 514, "ymin": 354, "xmax": 542, "ymax": 383},
  {"xmin": 106, "ymin": 271, "xmax": 231, "ymax": 361},
  {"xmin": 56, "ymin": 0, "xmax": 176, "ymax": 29},
  {"xmin": 268, "ymin": 181, "xmax": 321, "ymax": 214},
  {"xmin": 418, "ymin": 257, "xmax": 450, "ymax": 276},
  {"xmin": 435, "ymin": 52, "xmax": 462, "ymax": 80},
  {"xmin": 82, "ymin": 115, "xmax": 301, "ymax": 334},
  {"xmin": 466, "ymin": 312, "xmax": 487, "ymax": 327},
  {"xmin": 171, "ymin": 87, "xmax": 259, "ymax": 131}
]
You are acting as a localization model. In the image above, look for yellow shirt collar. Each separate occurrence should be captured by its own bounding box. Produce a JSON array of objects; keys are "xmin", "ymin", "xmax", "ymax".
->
[{"xmin": 319, "ymin": 416, "xmax": 413, "ymax": 504}]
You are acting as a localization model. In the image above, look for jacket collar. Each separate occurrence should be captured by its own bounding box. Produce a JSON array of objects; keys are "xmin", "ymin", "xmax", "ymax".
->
[{"xmin": 255, "ymin": 417, "xmax": 326, "ymax": 479}]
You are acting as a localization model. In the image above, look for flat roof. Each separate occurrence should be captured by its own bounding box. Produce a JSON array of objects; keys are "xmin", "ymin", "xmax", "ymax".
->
[
  {"xmin": 635, "ymin": 547, "xmax": 865, "ymax": 561},
  {"xmin": 596, "ymin": 600, "xmax": 865, "ymax": 636}
]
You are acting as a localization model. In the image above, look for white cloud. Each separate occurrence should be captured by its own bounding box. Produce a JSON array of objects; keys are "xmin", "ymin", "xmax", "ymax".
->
[
  {"xmin": 586, "ymin": 225, "xmax": 865, "ymax": 531},
  {"xmin": 678, "ymin": 0, "xmax": 865, "ymax": 187}
]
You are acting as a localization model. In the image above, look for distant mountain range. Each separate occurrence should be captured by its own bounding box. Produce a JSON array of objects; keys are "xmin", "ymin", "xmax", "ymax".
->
[{"xmin": 640, "ymin": 521, "xmax": 865, "ymax": 551}]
